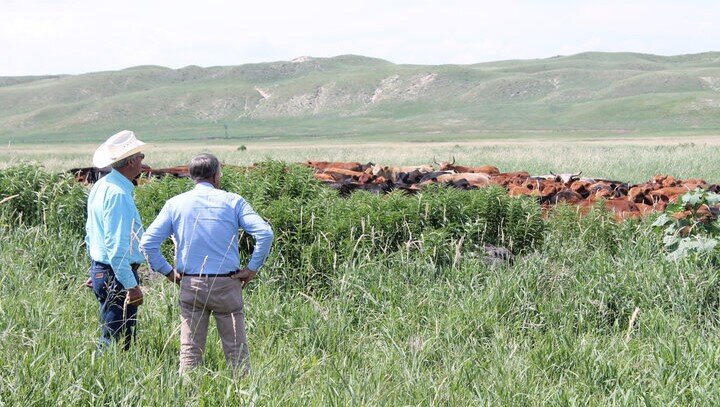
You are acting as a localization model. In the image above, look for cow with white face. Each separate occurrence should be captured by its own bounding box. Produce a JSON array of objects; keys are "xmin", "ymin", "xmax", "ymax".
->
[{"xmin": 532, "ymin": 171, "xmax": 583, "ymax": 184}]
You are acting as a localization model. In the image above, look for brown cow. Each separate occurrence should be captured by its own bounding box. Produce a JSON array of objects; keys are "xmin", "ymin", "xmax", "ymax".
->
[
  {"xmin": 627, "ymin": 185, "xmax": 654, "ymax": 205},
  {"xmin": 570, "ymin": 179, "xmax": 593, "ymax": 198},
  {"xmin": 321, "ymin": 167, "xmax": 366, "ymax": 182},
  {"xmin": 434, "ymin": 157, "xmax": 500, "ymax": 175},
  {"xmin": 509, "ymin": 184, "xmax": 541, "ymax": 198},
  {"xmin": 313, "ymin": 172, "xmax": 336, "ymax": 182},
  {"xmin": 305, "ymin": 161, "xmax": 363, "ymax": 171},
  {"xmin": 596, "ymin": 199, "xmax": 640, "ymax": 220},
  {"xmin": 678, "ymin": 178, "xmax": 707, "ymax": 191},
  {"xmin": 490, "ymin": 171, "xmax": 531, "ymax": 187},
  {"xmin": 589, "ymin": 183, "xmax": 615, "ymax": 199},
  {"xmin": 649, "ymin": 186, "xmax": 695, "ymax": 203}
]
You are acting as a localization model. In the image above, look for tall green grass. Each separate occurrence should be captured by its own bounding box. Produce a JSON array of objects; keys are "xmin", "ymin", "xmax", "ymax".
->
[{"xmin": 2, "ymin": 164, "xmax": 720, "ymax": 405}]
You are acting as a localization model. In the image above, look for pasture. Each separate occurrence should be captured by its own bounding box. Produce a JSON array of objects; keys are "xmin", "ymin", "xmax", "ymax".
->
[
  {"xmin": 3, "ymin": 135, "xmax": 720, "ymax": 182},
  {"xmin": 1, "ymin": 136, "xmax": 720, "ymax": 405}
]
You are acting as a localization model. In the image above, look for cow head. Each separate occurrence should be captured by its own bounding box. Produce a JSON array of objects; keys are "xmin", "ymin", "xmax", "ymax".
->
[
  {"xmin": 550, "ymin": 171, "xmax": 582, "ymax": 184},
  {"xmin": 433, "ymin": 156, "xmax": 455, "ymax": 171},
  {"xmin": 370, "ymin": 165, "xmax": 390, "ymax": 177}
]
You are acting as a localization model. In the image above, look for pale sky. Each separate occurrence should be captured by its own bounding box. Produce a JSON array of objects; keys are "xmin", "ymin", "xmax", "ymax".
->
[{"xmin": 1, "ymin": 0, "xmax": 718, "ymax": 76}]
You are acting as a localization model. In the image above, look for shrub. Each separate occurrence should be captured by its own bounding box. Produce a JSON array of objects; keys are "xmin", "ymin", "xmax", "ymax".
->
[
  {"xmin": 652, "ymin": 188, "xmax": 720, "ymax": 260},
  {"xmin": 0, "ymin": 163, "xmax": 546, "ymax": 289},
  {"xmin": 0, "ymin": 164, "xmax": 87, "ymax": 235},
  {"xmin": 135, "ymin": 175, "xmax": 193, "ymax": 224},
  {"xmin": 543, "ymin": 202, "xmax": 624, "ymax": 256}
]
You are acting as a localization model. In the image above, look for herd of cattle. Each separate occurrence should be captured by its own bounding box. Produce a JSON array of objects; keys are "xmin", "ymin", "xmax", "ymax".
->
[{"xmin": 69, "ymin": 158, "xmax": 720, "ymax": 220}]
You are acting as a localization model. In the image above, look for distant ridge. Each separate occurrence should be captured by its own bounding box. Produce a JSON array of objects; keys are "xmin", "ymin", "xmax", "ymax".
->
[{"xmin": 1, "ymin": 52, "xmax": 719, "ymax": 143}]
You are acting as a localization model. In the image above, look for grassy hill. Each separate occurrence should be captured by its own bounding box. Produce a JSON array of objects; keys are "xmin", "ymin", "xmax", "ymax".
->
[{"xmin": 1, "ymin": 52, "xmax": 720, "ymax": 143}]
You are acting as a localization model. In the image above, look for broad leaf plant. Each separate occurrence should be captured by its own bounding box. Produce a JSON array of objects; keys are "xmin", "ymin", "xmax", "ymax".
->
[{"xmin": 652, "ymin": 189, "xmax": 720, "ymax": 260}]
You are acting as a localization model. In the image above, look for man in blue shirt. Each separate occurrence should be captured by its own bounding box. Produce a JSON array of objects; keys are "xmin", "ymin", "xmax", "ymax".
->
[
  {"xmin": 86, "ymin": 130, "xmax": 158, "ymax": 350},
  {"xmin": 140, "ymin": 153, "xmax": 274, "ymax": 373}
]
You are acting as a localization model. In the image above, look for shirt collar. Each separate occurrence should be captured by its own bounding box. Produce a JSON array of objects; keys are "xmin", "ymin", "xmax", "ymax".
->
[
  {"xmin": 195, "ymin": 181, "xmax": 215, "ymax": 190},
  {"xmin": 108, "ymin": 168, "xmax": 134, "ymax": 191}
]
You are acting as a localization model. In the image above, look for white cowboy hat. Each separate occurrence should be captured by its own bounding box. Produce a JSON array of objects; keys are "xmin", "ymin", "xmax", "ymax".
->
[{"xmin": 93, "ymin": 130, "xmax": 152, "ymax": 168}]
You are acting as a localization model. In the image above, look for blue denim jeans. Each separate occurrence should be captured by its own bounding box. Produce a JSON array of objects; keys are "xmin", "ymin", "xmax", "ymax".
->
[{"xmin": 89, "ymin": 261, "xmax": 140, "ymax": 351}]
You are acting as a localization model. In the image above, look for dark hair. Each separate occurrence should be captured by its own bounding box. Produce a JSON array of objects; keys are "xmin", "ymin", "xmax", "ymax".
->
[{"xmin": 189, "ymin": 153, "xmax": 220, "ymax": 182}]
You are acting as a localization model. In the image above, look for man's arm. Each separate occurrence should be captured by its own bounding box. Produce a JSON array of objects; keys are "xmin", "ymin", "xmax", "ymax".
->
[
  {"xmin": 139, "ymin": 202, "xmax": 175, "ymax": 276},
  {"xmin": 103, "ymin": 193, "xmax": 140, "ymax": 289},
  {"xmin": 232, "ymin": 268, "xmax": 257, "ymax": 288},
  {"xmin": 236, "ymin": 199, "xmax": 274, "ymax": 272}
]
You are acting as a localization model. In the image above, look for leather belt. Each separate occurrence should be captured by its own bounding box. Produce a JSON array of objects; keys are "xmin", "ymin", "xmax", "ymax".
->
[
  {"xmin": 92, "ymin": 260, "xmax": 140, "ymax": 271},
  {"xmin": 181, "ymin": 269, "xmax": 240, "ymax": 277}
]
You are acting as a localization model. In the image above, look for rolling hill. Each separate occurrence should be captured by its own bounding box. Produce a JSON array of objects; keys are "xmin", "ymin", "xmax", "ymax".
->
[{"xmin": 1, "ymin": 52, "xmax": 720, "ymax": 143}]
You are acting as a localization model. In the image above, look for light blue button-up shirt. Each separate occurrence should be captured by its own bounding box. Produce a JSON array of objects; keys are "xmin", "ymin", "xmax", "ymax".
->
[
  {"xmin": 85, "ymin": 169, "xmax": 145, "ymax": 288},
  {"xmin": 140, "ymin": 182, "xmax": 274, "ymax": 276}
]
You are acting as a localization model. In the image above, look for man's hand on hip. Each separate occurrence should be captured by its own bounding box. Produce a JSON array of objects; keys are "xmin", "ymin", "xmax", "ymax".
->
[
  {"xmin": 231, "ymin": 268, "xmax": 257, "ymax": 288},
  {"xmin": 165, "ymin": 270, "xmax": 182, "ymax": 286},
  {"xmin": 126, "ymin": 286, "xmax": 144, "ymax": 306}
]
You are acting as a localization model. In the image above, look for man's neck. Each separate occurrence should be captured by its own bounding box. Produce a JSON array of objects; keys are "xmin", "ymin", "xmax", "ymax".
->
[
  {"xmin": 196, "ymin": 179, "xmax": 217, "ymax": 188},
  {"xmin": 116, "ymin": 167, "xmax": 136, "ymax": 182}
]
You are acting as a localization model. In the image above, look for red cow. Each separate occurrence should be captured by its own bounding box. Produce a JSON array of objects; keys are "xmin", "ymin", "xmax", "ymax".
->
[
  {"xmin": 305, "ymin": 161, "xmax": 363, "ymax": 171},
  {"xmin": 433, "ymin": 157, "xmax": 500, "ymax": 175}
]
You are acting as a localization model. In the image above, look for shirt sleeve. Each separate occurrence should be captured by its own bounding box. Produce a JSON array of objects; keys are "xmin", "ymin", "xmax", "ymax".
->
[
  {"xmin": 139, "ymin": 202, "xmax": 174, "ymax": 275},
  {"xmin": 235, "ymin": 198, "xmax": 274, "ymax": 272},
  {"xmin": 103, "ymin": 192, "xmax": 140, "ymax": 288}
]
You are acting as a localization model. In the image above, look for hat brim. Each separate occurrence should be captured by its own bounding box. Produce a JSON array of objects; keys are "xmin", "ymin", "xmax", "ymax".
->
[{"xmin": 93, "ymin": 142, "xmax": 152, "ymax": 168}]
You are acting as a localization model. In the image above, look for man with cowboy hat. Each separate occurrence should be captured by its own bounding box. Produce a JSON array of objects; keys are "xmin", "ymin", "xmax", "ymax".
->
[{"xmin": 85, "ymin": 130, "xmax": 176, "ymax": 350}]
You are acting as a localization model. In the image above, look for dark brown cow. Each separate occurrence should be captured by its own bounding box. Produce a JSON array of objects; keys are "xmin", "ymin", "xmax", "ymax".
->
[
  {"xmin": 370, "ymin": 165, "xmax": 434, "ymax": 183},
  {"xmin": 145, "ymin": 165, "xmax": 190, "ymax": 179},
  {"xmin": 69, "ymin": 167, "xmax": 110, "ymax": 184},
  {"xmin": 550, "ymin": 189, "xmax": 583, "ymax": 205},
  {"xmin": 420, "ymin": 172, "xmax": 491, "ymax": 188},
  {"xmin": 70, "ymin": 164, "xmax": 193, "ymax": 185}
]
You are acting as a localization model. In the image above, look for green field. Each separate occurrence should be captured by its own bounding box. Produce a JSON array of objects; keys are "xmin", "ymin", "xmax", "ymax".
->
[
  {"xmin": 1, "ymin": 143, "xmax": 720, "ymax": 405},
  {"xmin": 3, "ymin": 135, "xmax": 719, "ymax": 184},
  {"xmin": 2, "ymin": 52, "xmax": 720, "ymax": 144},
  {"xmin": 3, "ymin": 50, "xmax": 720, "ymax": 405}
]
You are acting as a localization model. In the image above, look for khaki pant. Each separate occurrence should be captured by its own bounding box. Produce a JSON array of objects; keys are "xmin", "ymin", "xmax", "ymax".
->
[{"xmin": 179, "ymin": 276, "xmax": 249, "ymax": 373}]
